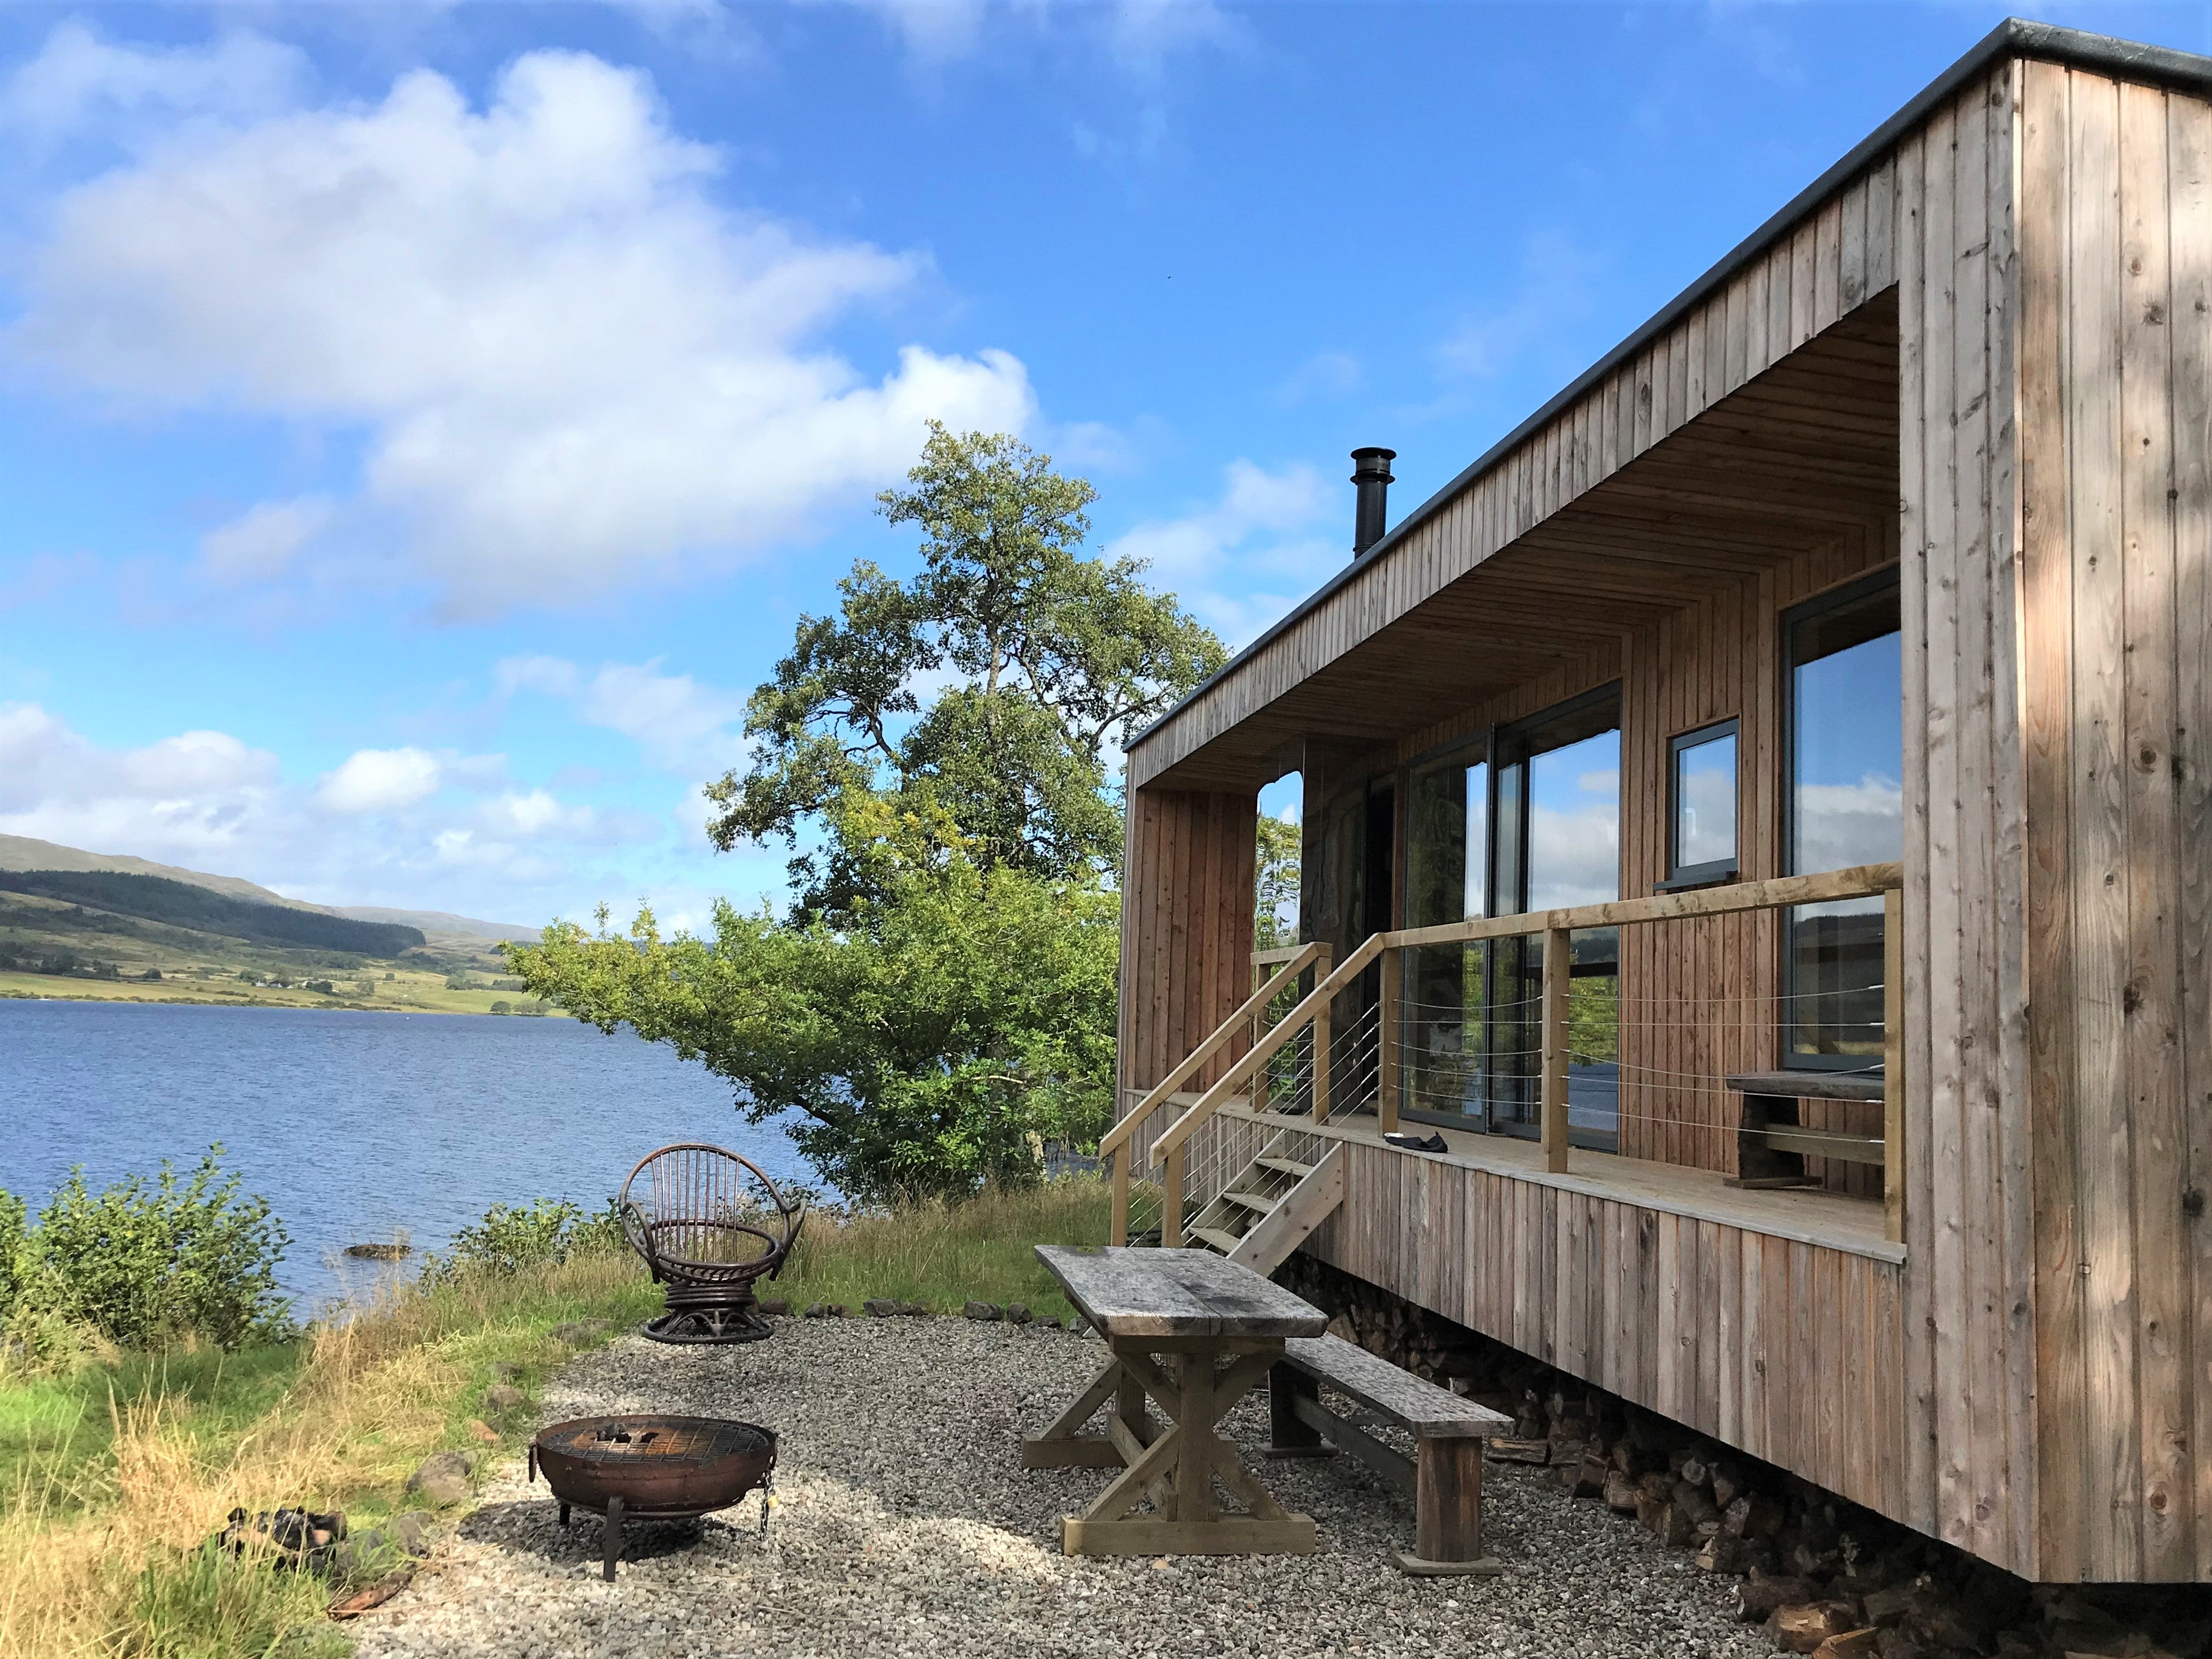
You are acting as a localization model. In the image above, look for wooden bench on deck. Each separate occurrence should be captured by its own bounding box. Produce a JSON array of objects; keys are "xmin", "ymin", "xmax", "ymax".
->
[
  {"xmin": 1725, "ymin": 1070, "xmax": 1886, "ymax": 1188},
  {"xmin": 1267, "ymin": 1333, "xmax": 1512, "ymax": 1576}
]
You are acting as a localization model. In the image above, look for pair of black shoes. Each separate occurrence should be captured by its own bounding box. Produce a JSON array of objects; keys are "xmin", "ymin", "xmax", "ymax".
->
[{"xmin": 1381, "ymin": 1130, "xmax": 1448, "ymax": 1154}]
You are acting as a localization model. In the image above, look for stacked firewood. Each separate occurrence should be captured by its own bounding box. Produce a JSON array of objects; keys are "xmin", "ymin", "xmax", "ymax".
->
[{"xmin": 1277, "ymin": 1256, "xmax": 2209, "ymax": 1659}]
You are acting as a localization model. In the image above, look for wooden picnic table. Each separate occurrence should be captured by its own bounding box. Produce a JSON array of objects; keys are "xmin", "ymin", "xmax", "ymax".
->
[{"xmin": 1024, "ymin": 1245, "xmax": 1328, "ymax": 1556}]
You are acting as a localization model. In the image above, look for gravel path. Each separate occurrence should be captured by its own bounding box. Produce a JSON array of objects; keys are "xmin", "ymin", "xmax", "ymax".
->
[{"xmin": 352, "ymin": 1319, "xmax": 1772, "ymax": 1659}]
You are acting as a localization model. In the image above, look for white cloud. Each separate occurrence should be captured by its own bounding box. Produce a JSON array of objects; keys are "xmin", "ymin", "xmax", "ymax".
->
[
  {"xmin": 0, "ymin": 22, "xmax": 308, "ymax": 144},
  {"xmin": 0, "ymin": 701, "xmax": 680, "ymax": 923},
  {"xmin": 498, "ymin": 654, "xmax": 750, "ymax": 778},
  {"xmin": 1794, "ymin": 777, "xmax": 1902, "ymax": 873},
  {"xmin": 314, "ymin": 747, "xmax": 444, "ymax": 815},
  {"xmin": 200, "ymin": 496, "xmax": 333, "ymax": 584},
  {"xmin": 0, "ymin": 702, "xmax": 279, "ymax": 857},
  {"xmin": 10, "ymin": 37, "xmax": 1034, "ymax": 616},
  {"xmin": 1105, "ymin": 458, "xmax": 1342, "ymax": 646}
]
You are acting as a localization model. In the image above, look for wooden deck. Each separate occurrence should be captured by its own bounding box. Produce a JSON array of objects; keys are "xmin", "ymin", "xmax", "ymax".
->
[{"xmin": 1218, "ymin": 1104, "xmax": 1901, "ymax": 1263}]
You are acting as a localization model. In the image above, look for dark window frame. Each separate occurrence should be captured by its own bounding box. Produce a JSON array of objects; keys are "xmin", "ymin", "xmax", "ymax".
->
[
  {"xmin": 1780, "ymin": 566, "xmax": 1903, "ymax": 1073},
  {"xmin": 1659, "ymin": 717, "xmax": 1741, "ymax": 892}
]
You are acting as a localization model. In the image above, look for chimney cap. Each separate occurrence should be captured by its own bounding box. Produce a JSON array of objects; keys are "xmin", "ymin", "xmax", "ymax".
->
[{"xmin": 1350, "ymin": 446, "xmax": 1397, "ymax": 483}]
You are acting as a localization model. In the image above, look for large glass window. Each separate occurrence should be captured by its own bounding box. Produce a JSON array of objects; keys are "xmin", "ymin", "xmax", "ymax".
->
[
  {"xmin": 1785, "ymin": 574, "xmax": 1902, "ymax": 1069},
  {"xmin": 1401, "ymin": 689, "xmax": 1622, "ymax": 1144},
  {"xmin": 1402, "ymin": 747, "xmax": 1488, "ymax": 1123}
]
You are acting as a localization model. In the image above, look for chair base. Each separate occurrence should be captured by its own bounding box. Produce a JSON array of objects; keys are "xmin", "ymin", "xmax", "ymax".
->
[{"xmin": 640, "ymin": 1302, "xmax": 775, "ymax": 1345}]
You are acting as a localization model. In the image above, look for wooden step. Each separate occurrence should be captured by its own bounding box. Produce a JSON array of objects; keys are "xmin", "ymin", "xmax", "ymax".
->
[
  {"xmin": 1220, "ymin": 1189, "xmax": 1280, "ymax": 1215},
  {"xmin": 1188, "ymin": 1226, "xmax": 1244, "ymax": 1254},
  {"xmin": 1255, "ymin": 1156, "xmax": 1317, "ymax": 1179}
]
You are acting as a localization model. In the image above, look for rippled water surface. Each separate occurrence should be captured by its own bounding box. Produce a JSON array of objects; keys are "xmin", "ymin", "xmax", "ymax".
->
[{"xmin": 0, "ymin": 999, "xmax": 812, "ymax": 1311}]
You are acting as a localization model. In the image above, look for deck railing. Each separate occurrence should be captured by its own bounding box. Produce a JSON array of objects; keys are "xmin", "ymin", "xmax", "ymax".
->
[{"xmin": 1105, "ymin": 862, "xmax": 1906, "ymax": 1249}]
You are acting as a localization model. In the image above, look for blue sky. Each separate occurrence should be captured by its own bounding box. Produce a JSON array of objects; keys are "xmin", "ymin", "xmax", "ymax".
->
[{"xmin": 0, "ymin": 0, "xmax": 2194, "ymax": 930}]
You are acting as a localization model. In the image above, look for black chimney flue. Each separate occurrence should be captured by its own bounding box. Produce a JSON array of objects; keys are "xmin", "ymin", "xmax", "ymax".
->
[{"xmin": 1350, "ymin": 447, "xmax": 1396, "ymax": 560}]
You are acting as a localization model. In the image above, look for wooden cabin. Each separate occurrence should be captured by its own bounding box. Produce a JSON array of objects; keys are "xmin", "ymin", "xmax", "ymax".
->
[{"xmin": 1099, "ymin": 19, "xmax": 2212, "ymax": 1587}]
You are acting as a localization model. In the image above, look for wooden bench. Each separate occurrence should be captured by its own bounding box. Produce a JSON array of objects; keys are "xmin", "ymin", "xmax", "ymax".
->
[
  {"xmin": 1725, "ymin": 1070, "xmax": 1887, "ymax": 1187},
  {"xmin": 1266, "ymin": 1333, "xmax": 1511, "ymax": 1576}
]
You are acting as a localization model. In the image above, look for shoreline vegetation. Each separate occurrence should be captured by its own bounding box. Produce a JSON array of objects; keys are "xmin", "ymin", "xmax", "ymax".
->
[
  {"xmin": 0, "ymin": 970, "xmax": 565, "ymax": 1019},
  {"xmin": 0, "ymin": 1163, "xmax": 1106, "ymax": 1659},
  {"xmin": 0, "ymin": 978, "xmax": 567, "ymax": 1019}
]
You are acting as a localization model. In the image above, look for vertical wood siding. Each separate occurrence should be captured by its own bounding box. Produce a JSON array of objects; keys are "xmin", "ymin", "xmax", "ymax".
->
[
  {"xmin": 1303, "ymin": 1145, "xmax": 1908, "ymax": 1517},
  {"xmin": 1116, "ymin": 788, "xmax": 1258, "ymax": 1103},
  {"xmin": 2016, "ymin": 60, "xmax": 2212, "ymax": 1585}
]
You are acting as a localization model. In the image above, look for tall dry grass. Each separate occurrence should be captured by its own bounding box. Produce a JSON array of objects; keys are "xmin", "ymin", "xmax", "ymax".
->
[
  {"xmin": 0, "ymin": 1175, "xmax": 1109, "ymax": 1659},
  {"xmin": 0, "ymin": 1248, "xmax": 654, "ymax": 1659}
]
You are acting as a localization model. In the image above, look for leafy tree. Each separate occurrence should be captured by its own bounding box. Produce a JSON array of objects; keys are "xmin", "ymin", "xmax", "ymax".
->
[
  {"xmin": 706, "ymin": 423, "xmax": 1224, "ymax": 915},
  {"xmin": 512, "ymin": 798, "xmax": 1119, "ymax": 1203},
  {"xmin": 1256, "ymin": 812, "xmax": 1302, "ymax": 950},
  {"xmin": 512, "ymin": 428, "xmax": 1222, "ymax": 1202}
]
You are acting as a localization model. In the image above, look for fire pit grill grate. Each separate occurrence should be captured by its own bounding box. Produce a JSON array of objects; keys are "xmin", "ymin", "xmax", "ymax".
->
[{"xmin": 530, "ymin": 1413, "xmax": 777, "ymax": 1580}]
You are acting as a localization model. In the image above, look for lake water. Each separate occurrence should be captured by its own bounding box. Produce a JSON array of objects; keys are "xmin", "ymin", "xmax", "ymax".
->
[{"xmin": 0, "ymin": 1000, "xmax": 816, "ymax": 1313}]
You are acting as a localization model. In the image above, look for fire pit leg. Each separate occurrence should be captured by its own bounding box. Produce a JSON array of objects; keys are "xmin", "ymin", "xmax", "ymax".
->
[
  {"xmin": 603, "ymin": 1495, "xmax": 623, "ymax": 1582},
  {"xmin": 558, "ymin": 1502, "xmax": 570, "ymax": 1528}
]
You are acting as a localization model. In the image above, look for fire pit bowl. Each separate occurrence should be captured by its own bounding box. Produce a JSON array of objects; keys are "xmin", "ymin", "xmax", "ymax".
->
[{"xmin": 529, "ymin": 1414, "xmax": 776, "ymax": 1580}]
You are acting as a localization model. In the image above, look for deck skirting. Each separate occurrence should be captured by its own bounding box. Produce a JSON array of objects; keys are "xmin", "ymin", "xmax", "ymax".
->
[{"xmin": 1295, "ymin": 1134, "xmax": 1908, "ymax": 1524}]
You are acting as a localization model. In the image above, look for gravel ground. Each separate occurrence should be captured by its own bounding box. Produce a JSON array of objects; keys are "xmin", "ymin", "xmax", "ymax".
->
[{"xmin": 352, "ymin": 1319, "xmax": 1773, "ymax": 1659}]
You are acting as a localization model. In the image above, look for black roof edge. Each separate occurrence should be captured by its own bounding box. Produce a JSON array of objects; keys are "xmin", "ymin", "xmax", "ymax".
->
[{"xmin": 1127, "ymin": 17, "xmax": 2212, "ymax": 763}]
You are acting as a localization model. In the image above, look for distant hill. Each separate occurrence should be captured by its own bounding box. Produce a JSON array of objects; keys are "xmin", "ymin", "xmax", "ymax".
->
[
  {"xmin": 0, "ymin": 836, "xmax": 534, "ymax": 944},
  {"xmin": 333, "ymin": 907, "xmax": 540, "ymax": 945},
  {"xmin": 0, "ymin": 870, "xmax": 426, "ymax": 956},
  {"xmin": 0, "ymin": 834, "xmax": 320, "ymax": 911}
]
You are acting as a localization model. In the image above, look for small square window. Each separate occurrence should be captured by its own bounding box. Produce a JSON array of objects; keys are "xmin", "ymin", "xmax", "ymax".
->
[{"xmin": 1664, "ymin": 720, "xmax": 1739, "ymax": 889}]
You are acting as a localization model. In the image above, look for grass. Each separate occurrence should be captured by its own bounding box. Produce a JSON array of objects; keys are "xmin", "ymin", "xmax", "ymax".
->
[
  {"xmin": 774, "ymin": 1176, "xmax": 1113, "ymax": 1322},
  {"xmin": 0, "ymin": 1175, "xmax": 1108, "ymax": 1659}
]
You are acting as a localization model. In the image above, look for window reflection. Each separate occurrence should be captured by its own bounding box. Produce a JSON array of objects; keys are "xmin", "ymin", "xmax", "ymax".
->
[
  {"xmin": 1786, "ymin": 581, "xmax": 1902, "ymax": 1067},
  {"xmin": 1673, "ymin": 728, "xmax": 1738, "ymax": 874},
  {"xmin": 1400, "ymin": 710, "xmax": 1621, "ymax": 1147},
  {"xmin": 1403, "ymin": 751, "xmax": 1486, "ymax": 1123}
]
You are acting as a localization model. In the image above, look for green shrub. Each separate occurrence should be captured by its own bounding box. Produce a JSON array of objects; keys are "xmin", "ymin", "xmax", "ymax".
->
[
  {"xmin": 429, "ymin": 1198, "xmax": 623, "ymax": 1281},
  {"xmin": 1, "ymin": 1148, "xmax": 293, "ymax": 1352}
]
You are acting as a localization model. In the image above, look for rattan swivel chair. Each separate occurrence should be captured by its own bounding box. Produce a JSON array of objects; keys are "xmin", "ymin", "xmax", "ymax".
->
[{"xmin": 618, "ymin": 1144, "xmax": 804, "ymax": 1344}]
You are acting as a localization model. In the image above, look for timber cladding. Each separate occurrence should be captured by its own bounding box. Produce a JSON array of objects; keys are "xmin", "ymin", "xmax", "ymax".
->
[
  {"xmin": 1302, "ymin": 1142, "xmax": 1908, "ymax": 1520},
  {"xmin": 1118, "ymin": 788, "xmax": 1256, "ymax": 1102},
  {"xmin": 2012, "ymin": 58, "xmax": 2212, "ymax": 1586}
]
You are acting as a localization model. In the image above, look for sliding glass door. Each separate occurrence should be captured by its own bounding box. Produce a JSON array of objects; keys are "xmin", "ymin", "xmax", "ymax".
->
[
  {"xmin": 1489, "ymin": 695, "xmax": 1622, "ymax": 1145},
  {"xmin": 1399, "ymin": 687, "xmax": 1622, "ymax": 1146}
]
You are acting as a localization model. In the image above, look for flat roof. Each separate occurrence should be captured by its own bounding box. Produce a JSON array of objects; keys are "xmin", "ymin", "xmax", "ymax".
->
[{"xmin": 1129, "ymin": 16, "xmax": 2212, "ymax": 760}]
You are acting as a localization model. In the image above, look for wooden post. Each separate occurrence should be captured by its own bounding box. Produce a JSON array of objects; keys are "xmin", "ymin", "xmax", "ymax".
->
[
  {"xmin": 1162, "ymin": 1142, "xmax": 1185, "ymax": 1248},
  {"xmin": 1541, "ymin": 926, "xmax": 1571, "ymax": 1174},
  {"xmin": 1378, "ymin": 945, "xmax": 1401, "ymax": 1133},
  {"xmin": 1110, "ymin": 1145, "xmax": 1131, "ymax": 1247},
  {"xmin": 1311, "ymin": 997, "xmax": 1332, "ymax": 1123},
  {"xmin": 1251, "ymin": 961, "xmax": 1267, "ymax": 1113},
  {"xmin": 1173, "ymin": 1355, "xmax": 1219, "ymax": 1522},
  {"xmin": 1882, "ymin": 885, "xmax": 1906, "ymax": 1245}
]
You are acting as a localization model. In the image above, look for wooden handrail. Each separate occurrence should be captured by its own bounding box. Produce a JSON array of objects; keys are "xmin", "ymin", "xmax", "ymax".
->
[
  {"xmin": 1385, "ymin": 862, "xmax": 1901, "ymax": 950},
  {"xmin": 1251, "ymin": 944, "xmax": 1308, "ymax": 966},
  {"xmin": 1100, "ymin": 939, "xmax": 1329, "ymax": 1156},
  {"xmin": 1114, "ymin": 860, "xmax": 1910, "ymax": 1251},
  {"xmin": 1150, "ymin": 933, "xmax": 1388, "ymax": 1164}
]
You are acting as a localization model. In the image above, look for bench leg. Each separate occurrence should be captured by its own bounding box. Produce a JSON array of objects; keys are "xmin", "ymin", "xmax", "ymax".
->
[
  {"xmin": 1390, "ymin": 1438, "xmax": 1503, "ymax": 1577},
  {"xmin": 1266, "ymin": 1363, "xmax": 1334, "ymax": 1459}
]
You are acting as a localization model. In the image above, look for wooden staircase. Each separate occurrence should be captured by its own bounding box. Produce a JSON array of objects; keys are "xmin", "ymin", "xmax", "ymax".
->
[{"xmin": 1180, "ymin": 1129, "xmax": 1347, "ymax": 1275}]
